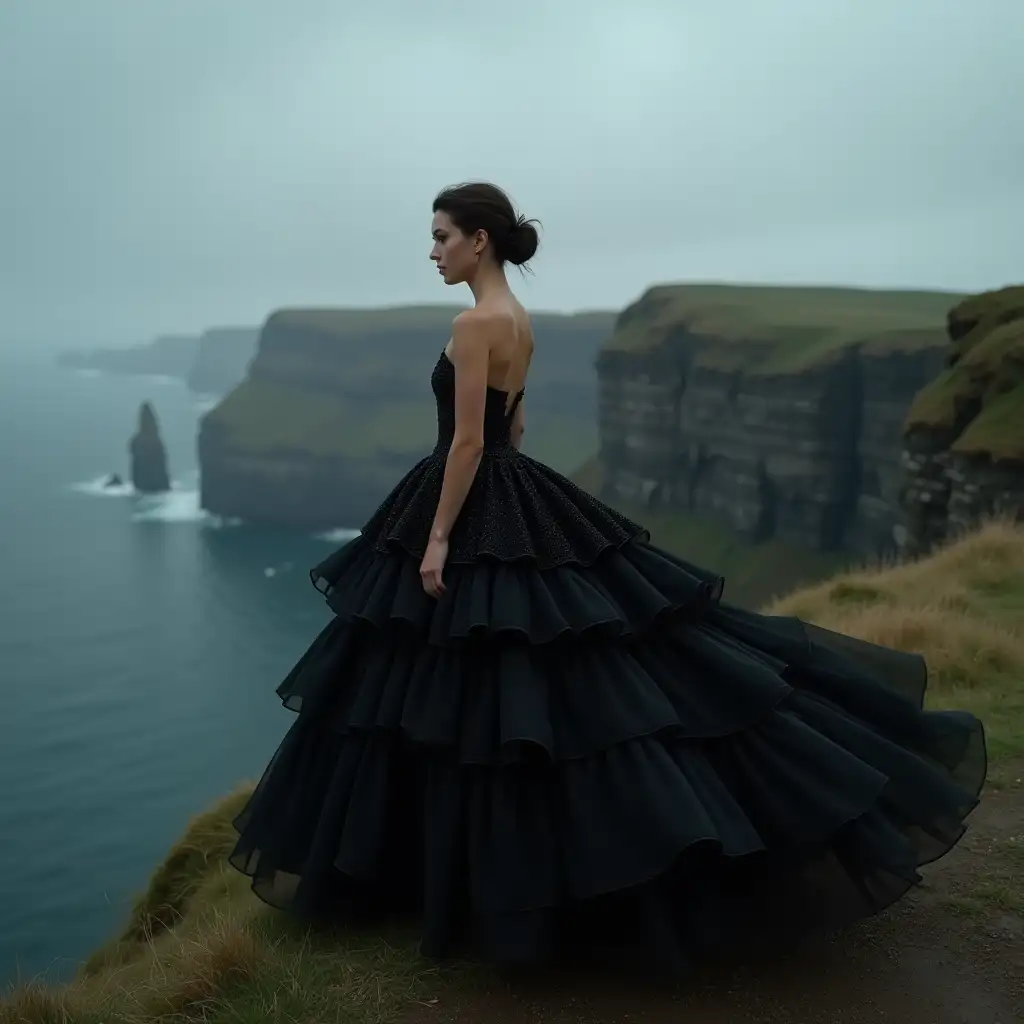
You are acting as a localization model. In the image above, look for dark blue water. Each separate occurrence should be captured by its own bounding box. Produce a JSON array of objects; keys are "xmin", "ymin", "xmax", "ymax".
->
[{"xmin": 0, "ymin": 357, "xmax": 354, "ymax": 987}]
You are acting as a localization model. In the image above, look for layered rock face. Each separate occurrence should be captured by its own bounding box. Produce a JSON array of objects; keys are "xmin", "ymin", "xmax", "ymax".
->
[
  {"xmin": 185, "ymin": 327, "xmax": 259, "ymax": 394},
  {"xmin": 898, "ymin": 286, "xmax": 1024, "ymax": 557},
  {"xmin": 596, "ymin": 284, "xmax": 958, "ymax": 558},
  {"xmin": 198, "ymin": 306, "xmax": 615, "ymax": 530},
  {"xmin": 129, "ymin": 402, "xmax": 171, "ymax": 493}
]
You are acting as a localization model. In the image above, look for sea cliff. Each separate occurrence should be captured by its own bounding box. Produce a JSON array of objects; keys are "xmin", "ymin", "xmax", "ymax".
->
[
  {"xmin": 186, "ymin": 327, "xmax": 260, "ymax": 394},
  {"xmin": 899, "ymin": 285, "xmax": 1024, "ymax": 556},
  {"xmin": 593, "ymin": 284, "xmax": 961, "ymax": 558},
  {"xmin": 198, "ymin": 305, "xmax": 616, "ymax": 530}
]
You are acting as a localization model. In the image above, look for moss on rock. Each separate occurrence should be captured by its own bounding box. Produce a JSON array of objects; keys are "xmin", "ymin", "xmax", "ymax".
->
[{"xmin": 905, "ymin": 286, "xmax": 1024, "ymax": 461}]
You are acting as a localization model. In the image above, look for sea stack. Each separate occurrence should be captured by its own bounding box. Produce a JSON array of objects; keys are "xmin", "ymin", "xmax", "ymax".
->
[{"xmin": 129, "ymin": 401, "xmax": 171, "ymax": 494}]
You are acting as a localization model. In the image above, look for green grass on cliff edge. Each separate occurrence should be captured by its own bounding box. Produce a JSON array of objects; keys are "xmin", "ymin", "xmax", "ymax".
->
[
  {"xmin": 605, "ymin": 283, "xmax": 962, "ymax": 374},
  {"xmin": 5, "ymin": 521, "xmax": 1022, "ymax": 1024},
  {"xmin": 905, "ymin": 285, "xmax": 1024, "ymax": 462}
]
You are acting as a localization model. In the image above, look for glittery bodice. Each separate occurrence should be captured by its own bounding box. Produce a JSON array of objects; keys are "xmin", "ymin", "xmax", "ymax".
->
[{"xmin": 431, "ymin": 350, "xmax": 524, "ymax": 454}]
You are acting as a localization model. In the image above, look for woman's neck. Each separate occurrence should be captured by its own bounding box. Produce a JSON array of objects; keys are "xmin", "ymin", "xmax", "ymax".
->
[{"xmin": 468, "ymin": 262, "xmax": 511, "ymax": 306}]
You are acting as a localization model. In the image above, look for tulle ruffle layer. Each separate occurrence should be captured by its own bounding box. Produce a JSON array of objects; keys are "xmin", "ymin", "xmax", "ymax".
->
[
  {"xmin": 231, "ymin": 539, "xmax": 986, "ymax": 966},
  {"xmin": 310, "ymin": 533, "xmax": 724, "ymax": 647},
  {"xmin": 357, "ymin": 450, "xmax": 646, "ymax": 568}
]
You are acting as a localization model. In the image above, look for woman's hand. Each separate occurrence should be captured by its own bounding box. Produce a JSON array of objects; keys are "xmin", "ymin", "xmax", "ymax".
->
[{"xmin": 419, "ymin": 536, "xmax": 449, "ymax": 598}]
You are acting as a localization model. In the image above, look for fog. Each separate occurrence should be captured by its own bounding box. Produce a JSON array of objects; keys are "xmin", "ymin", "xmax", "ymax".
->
[{"xmin": 2, "ymin": 0, "xmax": 1021, "ymax": 348}]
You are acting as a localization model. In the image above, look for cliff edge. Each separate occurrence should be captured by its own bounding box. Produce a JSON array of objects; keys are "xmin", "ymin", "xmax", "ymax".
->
[
  {"xmin": 899, "ymin": 285, "xmax": 1024, "ymax": 556},
  {"xmin": 185, "ymin": 327, "xmax": 259, "ymax": 395},
  {"xmin": 129, "ymin": 401, "xmax": 171, "ymax": 494},
  {"xmin": 198, "ymin": 305, "xmax": 615, "ymax": 530},
  {"xmin": 595, "ymin": 284, "xmax": 961, "ymax": 558}
]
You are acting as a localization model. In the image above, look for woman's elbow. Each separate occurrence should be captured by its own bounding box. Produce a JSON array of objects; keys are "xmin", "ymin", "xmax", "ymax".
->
[{"xmin": 452, "ymin": 435, "xmax": 484, "ymax": 458}]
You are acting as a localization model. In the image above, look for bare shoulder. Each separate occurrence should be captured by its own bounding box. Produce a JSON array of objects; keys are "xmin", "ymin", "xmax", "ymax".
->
[
  {"xmin": 453, "ymin": 306, "xmax": 514, "ymax": 335},
  {"xmin": 451, "ymin": 307, "xmax": 514, "ymax": 357}
]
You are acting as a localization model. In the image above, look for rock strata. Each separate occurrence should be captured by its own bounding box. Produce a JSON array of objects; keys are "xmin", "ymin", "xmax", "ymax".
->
[
  {"xmin": 595, "ymin": 284, "xmax": 960, "ymax": 558},
  {"xmin": 898, "ymin": 285, "xmax": 1024, "ymax": 557}
]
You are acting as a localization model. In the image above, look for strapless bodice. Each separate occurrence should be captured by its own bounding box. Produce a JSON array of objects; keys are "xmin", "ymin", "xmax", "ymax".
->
[{"xmin": 431, "ymin": 350, "xmax": 524, "ymax": 454}]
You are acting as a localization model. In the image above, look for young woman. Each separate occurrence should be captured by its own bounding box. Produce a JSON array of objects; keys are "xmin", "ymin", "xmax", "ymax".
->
[{"xmin": 230, "ymin": 182, "xmax": 986, "ymax": 971}]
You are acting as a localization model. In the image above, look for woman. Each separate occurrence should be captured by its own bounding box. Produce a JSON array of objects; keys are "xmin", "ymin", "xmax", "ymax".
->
[{"xmin": 230, "ymin": 182, "xmax": 986, "ymax": 971}]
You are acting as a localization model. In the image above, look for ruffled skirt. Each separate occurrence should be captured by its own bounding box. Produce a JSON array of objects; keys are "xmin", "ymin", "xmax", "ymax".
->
[{"xmin": 229, "ymin": 452, "xmax": 986, "ymax": 969}]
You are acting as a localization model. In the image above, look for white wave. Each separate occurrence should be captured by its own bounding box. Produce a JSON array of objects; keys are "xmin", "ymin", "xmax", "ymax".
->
[
  {"xmin": 69, "ymin": 475, "xmax": 223, "ymax": 526},
  {"xmin": 131, "ymin": 489, "xmax": 207, "ymax": 523},
  {"xmin": 315, "ymin": 528, "xmax": 361, "ymax": 543},
  {"xmin": 263, "ymin": 567, "xmax": 277, "ymax": 578},
  {"xmin": 70, "ymin": 475, "xmax": 136, "ymax": 498}
]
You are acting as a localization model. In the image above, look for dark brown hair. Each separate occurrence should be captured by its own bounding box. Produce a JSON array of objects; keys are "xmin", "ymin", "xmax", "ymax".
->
[{"xmin": 432, "ymin": 182, "xmax": 540, "ymax": 268}]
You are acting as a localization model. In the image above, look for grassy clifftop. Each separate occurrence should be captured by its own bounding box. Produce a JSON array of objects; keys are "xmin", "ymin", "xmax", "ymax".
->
[
  {"xmin": 905, "ymin": 285, "xmax": 1024, "ymax": 461},
  {"xmin": 604, "ymin": 283, "xmax": 961, "ymax": 374},
  {"xmin": 5, "ymin": 521, "xmax": 1023, "ymax": 1024}
]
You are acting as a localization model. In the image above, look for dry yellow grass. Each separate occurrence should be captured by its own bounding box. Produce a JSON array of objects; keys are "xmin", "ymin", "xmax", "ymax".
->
[
  {"xmin": 3, "ymin": 522, "xmax": 1023, "ymax": 1023},
  {"xmin": 769, "ymin": 519, "xmax": 1024, "ymax": 772}
]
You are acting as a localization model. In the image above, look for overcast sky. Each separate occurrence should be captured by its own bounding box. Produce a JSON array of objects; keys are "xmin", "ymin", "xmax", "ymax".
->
[{"xmin": 2, "ymin": 0, "xmax": 1022, "ymax": 347}]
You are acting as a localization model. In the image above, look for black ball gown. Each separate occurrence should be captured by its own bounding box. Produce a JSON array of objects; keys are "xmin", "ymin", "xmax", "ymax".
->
[{"xmin": 229, "ymin": 349, "xmax": 986, "ymax": 970}]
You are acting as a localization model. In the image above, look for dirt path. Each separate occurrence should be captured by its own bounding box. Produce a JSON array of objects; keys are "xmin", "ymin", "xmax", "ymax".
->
[{"xmin": 406, "ymin": 769, "xmax": 1024, "ymax": 1024}]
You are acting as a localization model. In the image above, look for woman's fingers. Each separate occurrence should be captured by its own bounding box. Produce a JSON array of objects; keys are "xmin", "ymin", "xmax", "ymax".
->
[{"xmin": 420, "ymin": 569, "xmax": 445, "ymax": 598}]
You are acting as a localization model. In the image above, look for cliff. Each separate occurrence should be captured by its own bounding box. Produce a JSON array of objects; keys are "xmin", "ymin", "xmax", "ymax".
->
[
  {"xmin": 58, "ymin": 334, "xmax": 200, "ymax": 378},
  {"xmin": 898, "ymin": 285, "xmax": 1024, "ymax": 557},
  {"xmin": 594, "ymin": 284, "xmax": 961, "ymax": 559},
  {"xmin": 129, "ymin": 401, "xmax": 171, "ymax": 493},
  {"xmin": 198, "ymin": 305, "xmax": 616, "ymax": 530},
  {"xmin": 185, "ymin": 326, "xmax": 259, "ymax": 394}
]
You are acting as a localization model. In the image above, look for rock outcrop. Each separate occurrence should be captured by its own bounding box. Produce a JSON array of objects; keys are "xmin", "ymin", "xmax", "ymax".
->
[
  {"xmin": 185, "ymin": 327, "xmax": 259, "ymax": 395},
  {"xmin": 198, "ymin": 306, "xmax": 615, "ymax": 530},
  {"xmin": 129, "ymin": 402, "xmax": 171, "ymax": 494},
  {"xmin": 58, "ymin": 334, "xmax": 200, "ymax": 379},
  {"xmin": 898, "ymin": 285, "xmax": 1024, "ymax": 557},
  {"xmin": 595, "ymin": 284, "xmax": 960, "ymax": 558}
]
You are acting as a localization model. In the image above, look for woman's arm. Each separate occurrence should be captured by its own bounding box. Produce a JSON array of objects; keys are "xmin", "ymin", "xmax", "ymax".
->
[{"xmin": 428, "ymin": 311, "xmax": 496, "ymax": 543}]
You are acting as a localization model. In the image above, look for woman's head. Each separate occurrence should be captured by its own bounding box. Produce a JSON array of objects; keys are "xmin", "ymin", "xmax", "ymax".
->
[{"xmin": 430, "ymin": 182, "xmax": 540, "ymax": 286}]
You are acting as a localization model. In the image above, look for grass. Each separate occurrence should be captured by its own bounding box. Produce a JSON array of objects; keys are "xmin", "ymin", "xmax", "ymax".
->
[
  {"xmin": 4, "ymin": 521, "xmax": 1023, "ymax": 1023},
  {"xmin": 905, "ymin": 285, "xmax": 1024, "ymax": 460},
  {"xmin": 769, "ymin": 519, "xmax": 1024, "ymax": 777},
  {"xmin": 603, "ymin": 283, "xmax": 960, "ymax": 373}
]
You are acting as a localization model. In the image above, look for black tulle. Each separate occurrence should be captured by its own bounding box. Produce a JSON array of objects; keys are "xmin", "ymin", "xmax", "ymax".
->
[{"xmin": 229, "ymin": 350, "xmax": 986, "ymax": 971}]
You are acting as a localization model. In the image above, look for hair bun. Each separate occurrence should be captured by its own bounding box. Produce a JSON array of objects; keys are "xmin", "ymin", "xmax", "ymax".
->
[{"xmin": 503, "ymin": 215, "xmax": 540, "ymax": 267}]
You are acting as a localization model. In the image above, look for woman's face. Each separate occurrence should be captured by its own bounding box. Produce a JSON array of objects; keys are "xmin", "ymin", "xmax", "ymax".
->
[{"xmin": 430, "ymin": 211, "xmax": 481, "ymax": 286}]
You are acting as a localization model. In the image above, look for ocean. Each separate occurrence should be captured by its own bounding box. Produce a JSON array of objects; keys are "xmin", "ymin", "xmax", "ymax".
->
[{"xmin": 0, "ymin": 356, "xmax": 358, "ymax": 988}]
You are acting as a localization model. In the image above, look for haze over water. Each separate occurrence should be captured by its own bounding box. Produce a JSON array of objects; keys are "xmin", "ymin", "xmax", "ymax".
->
[{"xmin": 0, "ymin": 356, "xmax": 354, "ymax": 985}]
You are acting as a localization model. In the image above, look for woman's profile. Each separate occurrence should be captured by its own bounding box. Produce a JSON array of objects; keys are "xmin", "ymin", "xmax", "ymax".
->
[{"xmin": 229, "ymin": 182, "xmax": 986, "ymax": 971}]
